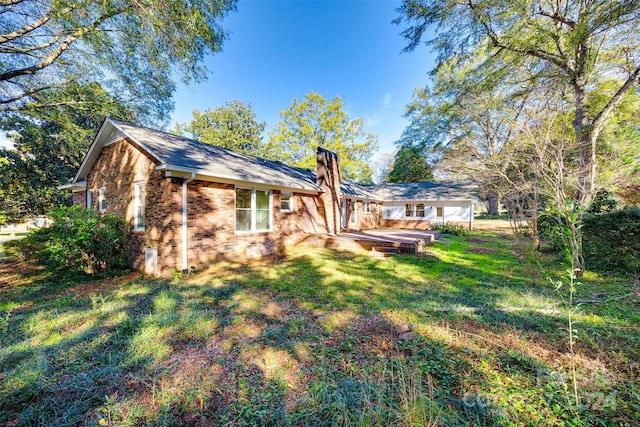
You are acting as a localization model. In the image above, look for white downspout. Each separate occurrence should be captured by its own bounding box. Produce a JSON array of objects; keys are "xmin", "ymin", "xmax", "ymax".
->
[{"xmin": 182, "ymin": 173, "xmax": 195, "ymax": 273}]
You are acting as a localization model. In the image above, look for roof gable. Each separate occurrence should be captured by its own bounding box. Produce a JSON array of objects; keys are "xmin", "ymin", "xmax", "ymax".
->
[{"xmin": 73, "ymin": 118, "xmax": 324, "ymax": 193}]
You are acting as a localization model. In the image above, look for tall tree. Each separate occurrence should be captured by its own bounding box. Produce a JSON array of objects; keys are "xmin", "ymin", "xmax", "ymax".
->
[
  {"xmin": 395, "ymin": 0, "xmax": 640, "ymax": 205},
  {"xmin": 387, "ymin": 146, "xmax": 434, "ymax": 183},
  {"xmin": 0, "ymin": 0, "xmax": 237, "ymax": 123},
  {"xmin": 268, "ymin": 92, "xmax": 378, "ymax": 183},
  {"xmin": 0, "ymin": 82, "xmax": 136, "ymax": 223},
  {"xmin": 177, "ymin": 100, "xmax": 268, "ymax": 157}
]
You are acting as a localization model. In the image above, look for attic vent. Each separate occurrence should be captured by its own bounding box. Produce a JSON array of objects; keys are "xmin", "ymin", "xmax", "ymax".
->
[
  {"xmin": 145, "ymin": 248, "xmax": 158, "ymax": 276},
  {"xmin": 105, "ymin": 129, "xmax": 126, "ymax": 146}
]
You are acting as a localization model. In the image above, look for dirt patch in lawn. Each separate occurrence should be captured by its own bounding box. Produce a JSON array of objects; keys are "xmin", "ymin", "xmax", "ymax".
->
[
  {"xmin": 0, "ymin": 259, "xmax": 43, "ymax": 288},
  {"xmin": 473, "ymin": 219, "xmax": 514, "ymax": 234},
  {"xmin": 465, "ymin": 247, "xmax": 496, "ymax": 254},
  {"xmin": 60, "ymin": 271, "xmax": 141, "ymax": 297},
  {"xmin": 465, "ymin": 237, "xmax": 491, "ymax": 244}
]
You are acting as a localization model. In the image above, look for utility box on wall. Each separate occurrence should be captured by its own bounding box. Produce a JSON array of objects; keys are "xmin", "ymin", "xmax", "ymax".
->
[{"xmin": 145, "ymin": 248, "xmax": 158, "ymax": 276}]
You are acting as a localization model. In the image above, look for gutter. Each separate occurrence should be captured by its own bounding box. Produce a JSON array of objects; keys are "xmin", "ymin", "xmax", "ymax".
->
[
  {"xmin": 57, "ymin": 181, "xmax": 86, "ymax": 192},
  {"xmin": 182, "ymin": 172, "xmax": 195, "ymax": 274}
]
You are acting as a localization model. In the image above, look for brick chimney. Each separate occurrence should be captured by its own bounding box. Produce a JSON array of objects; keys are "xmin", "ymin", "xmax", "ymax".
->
[{"xmin": 316, "ymin": 147, "xmax": 341, "ymax": 234}]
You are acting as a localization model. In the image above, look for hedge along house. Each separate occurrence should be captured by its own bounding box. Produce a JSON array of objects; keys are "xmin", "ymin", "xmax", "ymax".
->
[{"xmin": 61, "ymin": 118, "xmax": 477, "ymax": 275}]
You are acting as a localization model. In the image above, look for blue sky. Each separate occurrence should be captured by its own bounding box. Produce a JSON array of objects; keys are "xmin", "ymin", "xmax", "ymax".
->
[
  {"xmin": 171, "ymin": 0, "xmax": 435, "ymax": 161},
  {"xmin": 1, "ymin": 1, "xmax": 435, "ymax": 156}
]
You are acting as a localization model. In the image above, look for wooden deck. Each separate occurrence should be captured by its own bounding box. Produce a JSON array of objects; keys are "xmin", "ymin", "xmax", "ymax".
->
[{"xmin": 298, "ymin": 229, "xmax": 442, "ymax": 256}]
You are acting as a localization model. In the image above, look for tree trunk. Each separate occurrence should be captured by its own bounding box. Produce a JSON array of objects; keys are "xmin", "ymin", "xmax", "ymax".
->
[
  {"xmin": 572, "ymin": 44, "xmax": 596, "ymax": 207},
  {"xmin": 531, "ymin": 188, "xmax": 540, "ymax": 251},
  {"xmin": 487, "ymin": 191, "xmax": 499, "ymax": 215}
]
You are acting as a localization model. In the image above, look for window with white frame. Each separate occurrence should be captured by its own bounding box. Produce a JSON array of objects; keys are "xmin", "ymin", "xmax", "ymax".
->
[
  {"xmin": 436, "ymin": 207, "xmax": 444, "ymax": 217},
  {"xmin": 363, "ymin": 201, "xmax": 371, "ymax": 213},
  {"xmin": 350, "ymin": 199, "xmax": 357, "ymax": 224},
  {"xmin": 405, "ymin": 203, "xmax": 426, "ymax": 218},
  {"xmin": 87, "ymin": 190, "xmax": 93, "ymax": 210},
  {"xmin": 99, "ymin": 187, "xmax": 106, "ymax": 212},
  {"xmin": 134, "ymin": 182, "xmax": 145, "ymax": 230},
  {"xmin": 236, "ymin": 187, "xmax": 272, "ymax": 232},
  {"xmin": 280, "ymin": 192, "xmax": 293, "ymax": 212}
]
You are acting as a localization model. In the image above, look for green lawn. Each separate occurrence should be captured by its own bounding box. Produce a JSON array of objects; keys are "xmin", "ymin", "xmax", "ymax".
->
[{"xmin": 0, "ymin": 233, "xmax": 638, "ymax": 426}]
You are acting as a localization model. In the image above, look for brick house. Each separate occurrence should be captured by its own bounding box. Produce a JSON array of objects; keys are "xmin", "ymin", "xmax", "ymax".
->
[{"xmin": 61, "ymin": 118, "xmax": 477, "ymax": 275}]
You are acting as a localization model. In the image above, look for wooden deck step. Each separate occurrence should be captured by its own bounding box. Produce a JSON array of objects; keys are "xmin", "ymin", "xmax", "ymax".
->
[{"xmin": 371, "ymin": 246, "xmax": 399, "ymax": 257}]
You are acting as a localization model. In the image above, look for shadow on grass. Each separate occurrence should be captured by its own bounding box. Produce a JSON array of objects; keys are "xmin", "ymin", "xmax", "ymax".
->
[{"xmin": 0, "ymin": 239, "xmax": 637, "ymax": 426}]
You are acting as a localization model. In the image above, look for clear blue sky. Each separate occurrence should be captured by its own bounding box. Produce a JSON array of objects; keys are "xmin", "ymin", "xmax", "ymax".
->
[{"xmin": 171, "ymin": 0, "xmax": 435, "ymax": 161}]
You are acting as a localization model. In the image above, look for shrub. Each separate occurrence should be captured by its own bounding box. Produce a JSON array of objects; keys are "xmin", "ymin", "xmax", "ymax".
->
[
  {"xmin": 582, "ymin": 207, "xmax": 640, "ymax": 274},
  {"xmin": 538, "ymin": 213, "xmax": 565, "ymax": 253},
  {"xmin": 586, "ymin": 189, "xmax": 618, "ymax": 214},
  {"xmin": 431, "ymin": 221, "xmax": 467, "ymax": 236},
  {"xmin": 6, "ymin": 206, "xmax": 130, "ymax": 274}
]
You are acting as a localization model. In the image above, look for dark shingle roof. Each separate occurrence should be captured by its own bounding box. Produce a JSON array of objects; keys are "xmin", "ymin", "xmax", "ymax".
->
[
  {"xmin": 365, "ymin": 181, "xmax": 478, "ymax": 201},
  {"xmin": 74, "ymin": 119, "xmax": 478, "ymax": 201},
  {"xmin": 340, "ymin": 180, "xmax": 379, "ymax": 199},
  {"xmin": 78, "ymin": 119, "xmax": 323, "ymax": 192}
]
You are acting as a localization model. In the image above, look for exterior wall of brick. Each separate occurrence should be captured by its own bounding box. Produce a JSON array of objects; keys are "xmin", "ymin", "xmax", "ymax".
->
[
  {"xmin": 184, "ymin": 182, "xmax": 328, "ymax": 269},
  {"xmin": 344, "ymin": 199, "xmax": 382, "ymax": 230},
  {"xmin": 77, "ymin": 137, "xmax": 335, "ymax": 276},
  {"xmin": 316, "ymin": 148, "xmax": 341, "ymax": 234},
  {"xmin": 85, "ymin": 138, "xmax": 182, "ymax": 275},
  {"xmin": 382, "ymin": 219, "xmax": 432, "ymax": 229},
  {"xmin": 73, "ymin": 136, "xmax": 472, "ymax": 275},
  {"xmin": 72, "ymin": 191, "xmax": 87, "ymax": 208}
]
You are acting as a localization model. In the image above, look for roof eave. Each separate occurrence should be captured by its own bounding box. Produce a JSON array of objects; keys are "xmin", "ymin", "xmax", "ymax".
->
[
  {"xmin": 58, "ymin": 181, "xmax": 86, "ymax": 192},
  {"xmin": 157, "ymin": 164, "xmax": 325, "ymax": 194}
]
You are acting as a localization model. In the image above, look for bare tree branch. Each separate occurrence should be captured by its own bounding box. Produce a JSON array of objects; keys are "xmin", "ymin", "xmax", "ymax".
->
[
  {"xmin": 591, "ymin": 65, "xmax": 640, "ymax": 136},
  {"xmin": 0, "ymin": 7, "xmax": 128, "ymax": 82}
]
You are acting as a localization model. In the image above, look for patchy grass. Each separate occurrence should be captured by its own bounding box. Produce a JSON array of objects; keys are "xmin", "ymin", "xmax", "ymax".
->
[{"xmin": 0, "ymin": 231, "xmax": 638, "ymax": 426}]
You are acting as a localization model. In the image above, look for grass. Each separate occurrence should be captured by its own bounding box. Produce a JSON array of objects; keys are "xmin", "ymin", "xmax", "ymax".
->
[{"xmin": 0, "ymin": 229, "xmax": 638, "ymax": 426}]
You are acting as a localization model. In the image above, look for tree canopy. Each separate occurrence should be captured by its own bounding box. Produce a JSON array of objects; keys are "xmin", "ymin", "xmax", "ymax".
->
[
  {"xmin": 268, "ymin": 92, "xmax": 378, "ymax": 183},
  {"xmin": 1, "ymin": 0, "xmax": 237, "ymax": 123},
  {"xmin": 0, "ymin": 83, "xmax": 136, "ymax": 223},
  {"xmin": 176, "ymin": 100, "xmax": 268, "ymax": 157},
  {"xmin": 388, "ymin": 146, "xmax": 434, "ymax": 183},
  {"xmin": 395, "ymin": 0, "xmax": 640, "ymax": 205}
]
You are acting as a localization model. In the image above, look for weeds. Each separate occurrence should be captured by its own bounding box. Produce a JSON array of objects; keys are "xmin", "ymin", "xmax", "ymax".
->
[{"xmin": 0, "ymin": 228, "xmax": 637, "ymax": 425}]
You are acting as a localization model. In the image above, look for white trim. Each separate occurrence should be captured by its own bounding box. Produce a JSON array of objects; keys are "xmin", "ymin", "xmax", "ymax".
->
[
  {"xmin": 133, "ymin": 181, "xmax": 145, "ymax": 231},
  {"xmin": 99, "ymin": 187, "xmax": 106, "ymax": 213},
  {"xmin": 58, "ymin": 181, "xmax": 86, "ymax": 191},
  {"xmin": 87, "ymin": 189, "xmax": 93, "ymax": 210},
  {"xmin": 73, "ymin": 120, "xmax": 111, "ymax": 183},
  {"xmin": 73, "ymin": 118, "xmax": 165, "ymax": 183},
  {"xmin": 234, "ymin": 186, "xmax": 273, "ymax": 233},
  {"xmin": 280, "ymin": 192, "xmax": 293, "ymax": 212}
]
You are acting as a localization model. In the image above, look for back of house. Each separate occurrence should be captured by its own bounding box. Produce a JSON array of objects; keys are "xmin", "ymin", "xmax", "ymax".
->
[{"xmin": 61, "ymin": 118, "xmax": 477, "ymax": 275}]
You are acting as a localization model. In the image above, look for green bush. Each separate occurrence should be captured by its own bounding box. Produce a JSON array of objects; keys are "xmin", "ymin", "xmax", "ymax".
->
[
  {"xmin": 431, "ymin": 221, "xmax": 467, "ymax": 236},
  {"xmin": 582, "ymin": 207, "xmax": 640, "ymax": 275},
  {"xmin": 5, "ymin": 206, "xmax": 130, "ymax": 274},
  {"xmin": 538, "ymin": 214, "xmax": 565, "ymax": 253}
]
